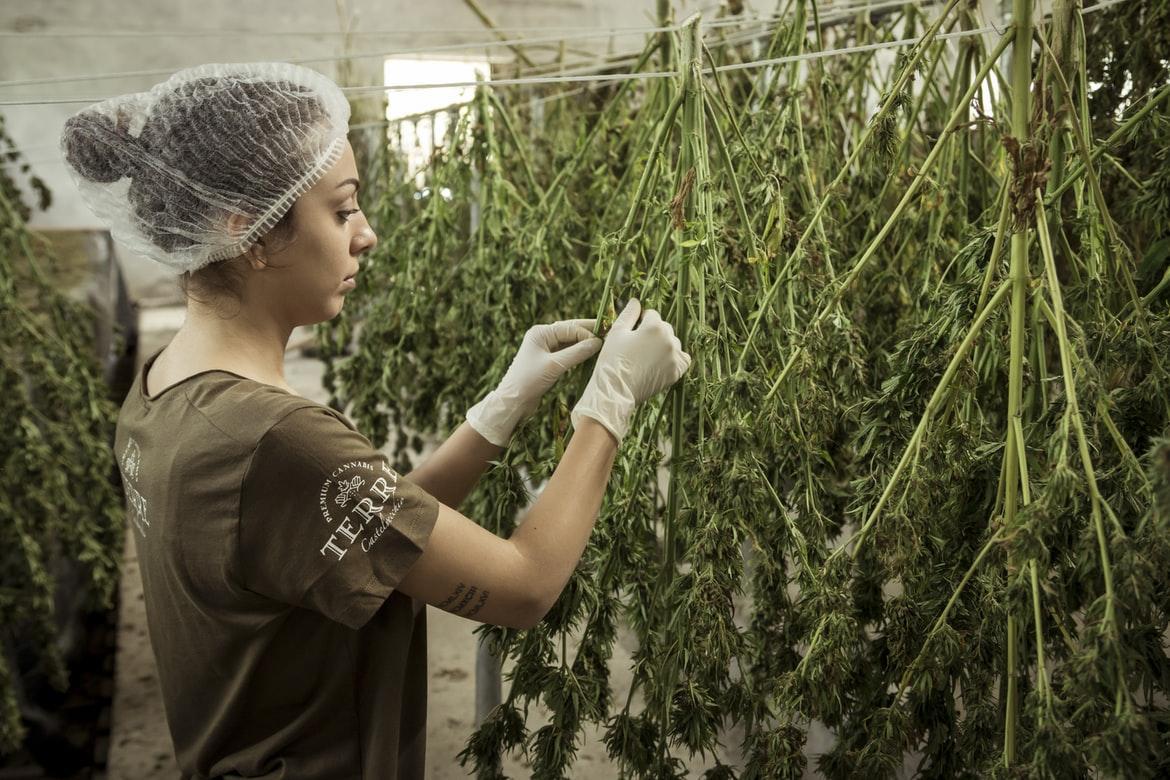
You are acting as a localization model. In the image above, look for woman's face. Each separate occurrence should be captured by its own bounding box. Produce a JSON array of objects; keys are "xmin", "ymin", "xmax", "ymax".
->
[{"xmin": 251, "ymin": 139, "xmax": 377, "ymax": 326}]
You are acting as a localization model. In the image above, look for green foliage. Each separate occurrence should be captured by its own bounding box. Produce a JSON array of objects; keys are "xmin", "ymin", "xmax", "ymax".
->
[
  {"xmin": 322, "ymin": 1, "xmax": 1170, "ymax": 776},
  {"xmin": 0, "ymin": 115, "xmax": 124, "ymax": 754}
]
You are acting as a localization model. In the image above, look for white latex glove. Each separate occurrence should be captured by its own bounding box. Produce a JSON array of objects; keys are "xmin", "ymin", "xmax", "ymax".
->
[
  {"xmin": 466, "ymin": 319, "xmax": 603, "ymax": 447},
  {"xmin": 571, "ymin": 298, "xmax": 692, "ymax": 444}
]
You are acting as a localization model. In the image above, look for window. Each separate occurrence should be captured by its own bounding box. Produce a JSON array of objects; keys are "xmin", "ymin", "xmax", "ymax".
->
[{"xmin": 384, "ymin": 58, "xmax": 490, "ymax": 180}]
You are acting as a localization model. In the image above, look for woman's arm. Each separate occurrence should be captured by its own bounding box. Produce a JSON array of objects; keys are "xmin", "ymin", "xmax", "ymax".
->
[
  {"xmin": 405, "ymin": 319, "xmax": 601, "ymax": 506},
  {"xmin": 395, "ymin": 417, "xmax": 618, "ymax": 628},
  {"xmin": 404, "ymin": 421, "xmax": 503, "ymax": 509},
  {"xmin": 394, "ymin": 300, "xmax": 688, "ymax": 629}
]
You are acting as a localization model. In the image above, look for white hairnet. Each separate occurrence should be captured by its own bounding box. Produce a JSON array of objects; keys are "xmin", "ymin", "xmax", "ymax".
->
[{"xmin": 59, "ymin": 62, "xmax": 351, "ymax": 275}]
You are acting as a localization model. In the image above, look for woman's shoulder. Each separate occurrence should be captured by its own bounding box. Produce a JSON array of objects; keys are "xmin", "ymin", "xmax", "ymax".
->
[{"xmin": 183, "ymin": 374, "xmax": 348, "ymax": 448}]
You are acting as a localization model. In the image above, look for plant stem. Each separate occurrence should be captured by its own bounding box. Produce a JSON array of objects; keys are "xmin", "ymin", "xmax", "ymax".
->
[
  {"xmin": 1045, "ymin": 80, "xmax": 1170, "ymax": 203},
  {"xmin": 757, "ymin": 29, "xmax": 1015, "ymax": 397},
  {"xmin": 535, "ymin": 39, "xmax": 659, "ymax": 229},
  {"xmin": 1035, "ymin": 191, "xmax": 1122, "ymax": 629},
  {"xmin": 487, "ymin": 91, "xmax": 543, "ymax": 200},
  {"xmin": 1001, "ymin": 0, "xmax": 1033, "ymax": 764},
  {"xmin": 703, "ymin": 90, "xmax": 763, "ymax": 267},
  {"xmin": 657, "ymin": 14, "xmax": 701, "ymax": 768},
  {"xmin": 593, "ymin": 91, "xmax": 686, "ymax": 327},
  {"xmin": 839, "ymin": 278, "xmax": 1013, "ymax": 562},
  {"xmin": 663, "ymin": 12, "xmax": 703, "ymax": 583},
  {"xmin": 975, "ymin": 181, "xmax": 1013, "ymax": 316},
  {"xmin": 735, "ymin": 0, "xmax": 967, "ymax": 374}
]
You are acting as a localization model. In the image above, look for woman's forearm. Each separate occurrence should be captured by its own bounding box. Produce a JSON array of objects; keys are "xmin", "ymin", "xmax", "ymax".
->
[
  {"xmin": 507, "ymin": 416, "xmax": 619, "ymax": 615},
  {"xmin": 404, "ymin": 421, "xmax": 503, "ymax": 508}
]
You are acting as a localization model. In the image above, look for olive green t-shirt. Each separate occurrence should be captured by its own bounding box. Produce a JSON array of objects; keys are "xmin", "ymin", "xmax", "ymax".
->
[{"xmin": 114, "ymin": 346, "xmax": 440, "ymax": 779}]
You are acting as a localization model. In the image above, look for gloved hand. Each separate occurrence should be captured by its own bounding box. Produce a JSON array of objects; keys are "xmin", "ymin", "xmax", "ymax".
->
[
  {"xmin": 570, "ymin": 298, "xmax": 692, "ymax": 444},
  {"xmin": 466, "ymin": 319, "xmax": 603, "ymax": 447}
]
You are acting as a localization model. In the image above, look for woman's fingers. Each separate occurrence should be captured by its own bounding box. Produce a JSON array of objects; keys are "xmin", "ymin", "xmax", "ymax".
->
[
  {"xmin": 546, "ymin": 319, "xmax": 600, "ymax": 349},
  {"xmin": 551, "ymin": 335, "xmax": 604, "ymax": 368}
]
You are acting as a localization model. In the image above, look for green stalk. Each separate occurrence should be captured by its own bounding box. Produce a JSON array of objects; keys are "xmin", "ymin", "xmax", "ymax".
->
[
  {"xmin": 744, "ymin": 0, "xmax": 802, "ymax": 111},
  {"xmin": 757, "ymin": 29, "xmax": 1016, "ymax": 396},
  {"xmin": 1036, "ymin": 31, "xmax": 1170, "ymax": 416},
  {"xmin": 1012, "ymin": 416, "xmax": 1052, "ymax": 708},
  {"xmin": 535, "ymin": 38, "xmax": 660, "ymax": 229},
  {"xmin": 955, "ymin": 4, "xmax": 978, "ymax": 215},
  {"xmin": 734, "ymin": 0, "xmax": 967, "ymax": 374},
  {"xmin": 1035, "ymin": 191, "xmax": 1122, "ymax": 645},
  {"xmin": 593, "ymin": 90, "xmax": 685, "ymax": 327},
  {"xmin": 1002, "ymin": 0, "xmax": 1033, "ymax": 764},
  {"xmin": 473, "ymin": 85, "xmax": 492, "ymax": 273},
  {"xmin": 655, "ymin": 14, "xmax": 702, "ymax": 768},
  {"xmin": 638, "ymin": 223, "xmax": 677, "ymax": 303},
  {"xmin": 596, "ymin": 88, "xmax": 664, "ymax": 228},
  {"xmin": 702, "ymin": 42, "xmax": 768, "ymax": 182},
  {"xmin": 664, "ymin": 13, "xmax": 703, "ymax": 582},
  {"xmin": 657, "ymin": 0, "xmax": 674, "ymax": 72},
  {"xmin": 703, "ymin": 93, "xmax": 763, "ymax": 264},
  {"xmin": 790, "ymin": 64, "xmax": 834, "ymax": 280},
  {"xmin": 975, "ymin": 181, "xmax": 1013, "ymax": 316},
  {"xmin": 1045, "ymin": 80, "xmax": 1170, "ymax": 202},
  {"xmin": 838, "ymin": 278, "xmax": 1013, "ymax": 562},
  {"xmin": 1043, "ymin": 0, "xmax": 1076, "ymax": 211},
  {"xmin": 893, "ymin": 526, "xmax": 1007, "ymax": 700},
  {"xmin": 487, "ymin": 91, "xmax": 543, "ymax": 200},
  {"xmin": 862, "ymin": 35, "xmax": 951, "ymax": 237}
]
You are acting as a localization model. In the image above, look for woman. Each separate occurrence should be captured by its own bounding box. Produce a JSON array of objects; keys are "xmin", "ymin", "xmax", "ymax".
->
[{"xmin": 60, "ymin": 62, "xmax": 690, "ymax": 779}]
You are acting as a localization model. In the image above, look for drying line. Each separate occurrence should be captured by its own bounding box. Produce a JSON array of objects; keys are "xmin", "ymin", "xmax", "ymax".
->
[
  {"xmin": 715, "ymin": 24, "xmax": 997, "ymax": 74},
  {"xmin": 301, "ymin": 23, "xmax": 1003, "ymax": 96},
  {"xmin": 0, "ymin": 0, "xmax": 926, "ymax": 38},
  {"xmin": 0, "ymin": 10, "xmax": 865, "ymax": 90},
  {"xmin": 1079, "ymin": 0, "xmax": 1129, "ymax": 13},
  {"xmin": 511, "ymin": 0, "xmax": 920, "ymax": 80},
  {"xmin": 0, "ymin": 0, "xmax": 927, "ymax": 92},
  {"xmin": 0, "ymin": 0, "xmax": 1129, "ymax": 108},
  {"xmin": 0, "ymin": 26, "xmax": 1019, "ymax": 106},
  {"xmin": 0, "ymin": 24, "xmax": 978, "ymax": 107},
  {"xmin": 0, "ymin": 26, "xmax": 690, "ymax": 90}
]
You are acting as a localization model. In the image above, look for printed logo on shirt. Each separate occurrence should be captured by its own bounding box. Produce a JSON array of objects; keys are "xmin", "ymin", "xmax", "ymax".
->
[
  {"xmin": 119, "ymin": 437, "xmax": 150, "ymax": 538},
  {"xmin": 121, "ymin": 437, "xmax": 141, "ymax": 480},
  {"xmin": 317, "ymin": 460, "xmax": 408, "ymax": 560}
]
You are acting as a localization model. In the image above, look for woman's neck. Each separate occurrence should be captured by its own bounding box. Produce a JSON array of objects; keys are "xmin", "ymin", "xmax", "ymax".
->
[{"xmin": 169, "ymin": 303, "xmax": 294, "ymax": 387}]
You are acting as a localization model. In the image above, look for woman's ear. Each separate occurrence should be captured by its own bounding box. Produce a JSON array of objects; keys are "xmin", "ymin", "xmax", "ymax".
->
[
  {"xmin": 244, "ymin": 239, "xmax": 269, "ymax": 271},
  {"xmin": 225, "ymin": 210, "xmax": 270, "ymax": 270}
]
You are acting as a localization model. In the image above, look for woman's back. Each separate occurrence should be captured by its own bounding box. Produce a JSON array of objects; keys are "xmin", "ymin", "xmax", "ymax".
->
[{"xmin": 116, "ymin": 345, "xmax": 440, "ymax": 779}]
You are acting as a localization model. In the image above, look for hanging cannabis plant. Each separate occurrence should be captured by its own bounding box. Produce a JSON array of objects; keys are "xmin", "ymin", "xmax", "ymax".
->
[
  {"xmin": 0, "ymin": 115, "xmax": 125, "ymax": 754},
  {"xmin": 321, "ymin": 0, "xmax": 1170, "ymax": 775}
]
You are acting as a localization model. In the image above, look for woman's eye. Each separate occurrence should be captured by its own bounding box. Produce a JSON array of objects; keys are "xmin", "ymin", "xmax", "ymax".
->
[{"xmin": 337, "ymin": 208, "xmax": 361, "ymax": 223}]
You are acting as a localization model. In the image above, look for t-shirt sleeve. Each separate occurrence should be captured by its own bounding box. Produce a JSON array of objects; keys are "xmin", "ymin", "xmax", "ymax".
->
[{"xmin": 238, "ymin": 406, "xmax": 440, "ymax": 630}]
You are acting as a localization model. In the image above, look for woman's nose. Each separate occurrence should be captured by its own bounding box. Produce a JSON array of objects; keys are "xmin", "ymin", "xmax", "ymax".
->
[{"xmin": 355, "ymin": 222, "xmax": 377, "ymax": 255}]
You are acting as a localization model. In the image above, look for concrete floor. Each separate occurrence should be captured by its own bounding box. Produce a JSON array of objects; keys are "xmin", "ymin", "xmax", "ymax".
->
[{"xmin": 107, "ymin": 303, "xmax": 750, "ymax": 779}]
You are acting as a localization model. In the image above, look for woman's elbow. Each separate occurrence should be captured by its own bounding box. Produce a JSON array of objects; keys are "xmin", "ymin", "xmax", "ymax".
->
[
  {"xmin": 506, "ymin": 545, "xmax": 562, "ymax": 629},
  {"xmin": 479, "ymin": 590, "xmax": 550, "ymax": 631},
  {"xmin": 514, "ymin": 592, "xmax": 554, "ymax": 630}
]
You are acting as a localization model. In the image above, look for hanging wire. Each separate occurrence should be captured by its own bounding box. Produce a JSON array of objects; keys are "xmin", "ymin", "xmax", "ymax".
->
[
  {"xmin": 0, "ymin": 0, "xmax": 1131, "ymax": 109},
  {"xmin": 0, "ymin": 25, "xmax": 1013, "ymax": 110},
  {"xmin": 0, "ymin": 0, "xmax": 934, "ymax": 92},
  {"xmin": 0, "ymin": 26, "xmax": 682, "ymax": 91},
  {"xmin": 0, "ymin": 0, "xmax": 922, "ymax": 38},
  {"xmin": 510, "ymin": 0, "xmax": 921, "ymax": 79},
  {"xmin": 1078, "ymin": 0, "xmax": 1129, "ymax": 13}
]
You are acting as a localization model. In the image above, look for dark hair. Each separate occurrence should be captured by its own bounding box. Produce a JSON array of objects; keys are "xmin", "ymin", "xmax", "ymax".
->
[
  {"xmin": 62, "ymin": 74, "xmax": 332, "ymax": 314},
  {"xmin": 177, "ymin": 205, "xmax": 298, "ymax": 316}
]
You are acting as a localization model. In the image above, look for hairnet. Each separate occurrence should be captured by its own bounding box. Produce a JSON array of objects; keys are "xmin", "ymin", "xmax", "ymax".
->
[{"xmin": 59, "ymin": 62, "xmax": 351, "ymax": 275}]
